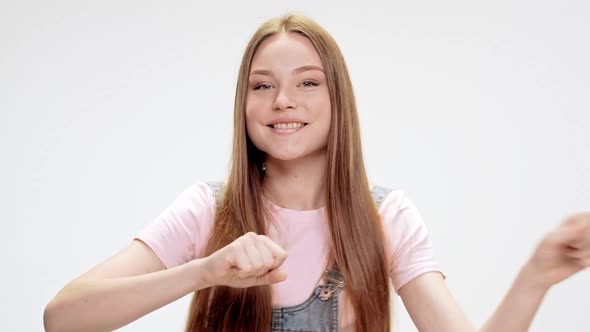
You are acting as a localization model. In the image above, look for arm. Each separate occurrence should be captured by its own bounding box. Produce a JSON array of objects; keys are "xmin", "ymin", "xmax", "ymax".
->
[
  {"xmin": 44, "ymin": 181, "xmax": 218, "ymax": 331},
  {"xmin": 44, "ymin": 182, "xmax": 287, "ymax": 332},
  {"xmin": 399, "ymin": 212, "xmax": 590, "ymax": 332},
  {"xmin": 399, "ymin": 269, "xmax": 546, "ymax": 332},
  {"xmin": 44, "ymin": 234, "xmax": 288, "ymax": 332},
  {"xmin": 43, "ymin": 240, "xmax": 212, "ymax": 332},
  {"xmin": 482, "ymin": 212, "xmax": 590, "ymax": 332},
  {"xmin": 479, "ymin": 263, "xmax": 548, "ymax": 332},
  {"xmin": 398, "ymin": 272, "xmax": 474, "ymax": 332}
]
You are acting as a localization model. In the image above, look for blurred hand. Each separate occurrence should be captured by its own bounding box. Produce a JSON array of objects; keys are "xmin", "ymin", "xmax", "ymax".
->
[
  {"xmin": 525, "ymin": 212, "xmax": 590, "ymax": 290},
  {"xmin": 201, "ymin": 232, "xmax": 288, "ymax": 288}
]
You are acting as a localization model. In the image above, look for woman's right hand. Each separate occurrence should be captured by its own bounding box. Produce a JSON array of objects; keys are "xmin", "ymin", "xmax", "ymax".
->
[{"xmin": 201, "ymin": 232, "xmax": 288, "ymax": 288}]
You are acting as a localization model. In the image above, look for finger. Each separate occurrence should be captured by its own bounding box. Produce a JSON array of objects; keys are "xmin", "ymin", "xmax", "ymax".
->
[
  {"xmin": 246, "ymin": 268, "xmax": 288, "ymax": 286},
  {"xmin": 233, "ymin": 246, "xmax": 254, "ymax": 278},
  {"xmin": 554, "ymin": 221, "xmax": 585, "ymax": 246},
  {"xmin": 257, "ymin": 235, "xmax": 288, "ymax": 267},
  {"xmin": 570, "ymin": 224, "xmax": 590, "ymax": 249},
  {"xmin": 568, "ymin": 239, "xmax": 584, "ymax": 250},
  {"xmin": 243, "ymin": 231, "xmax": 258, "ymax": 237},
  {"xmin": 565, "ymin": 247, "xmax": 590, "ymax": 260},
  {"xmin": 561, "ymin": 213, "xmax": 590, "ymax": 236},
  {"xmin": 575, "ymin": 255, "xmax": 590, "ymax": 268},
  {"xmin": 254, "ymin": 239, "xmax": 275, "ymax": 272},
  {"xmin": 565, "ymin": 232, "xmax": 590, "ymax": 251},
  {"xmin": 243, "ymin": 240, "xmax": 266, "ymax": 277},
  {"xmin": 264, "ymin": 268, "xmax": 288, "ymax": 284},
  {"xmin": 563, "ymin": 212, "xmax": 590, "ymax": 227}
]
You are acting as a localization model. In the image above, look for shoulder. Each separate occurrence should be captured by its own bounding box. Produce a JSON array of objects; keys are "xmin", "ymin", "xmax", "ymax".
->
[
  {"xmin": 371, "ymin": 185, "xmax": 443, "ymax": 291},
  {"xmin": 377, "ymin": 189, "xmax": 415, "ymax": 216},
  {"xmin": 151, "ymin": 180, "xmax": 219, "ymax": 222},
  {"xmin": 371, "ymin": 184, "xmax": 426, "ymax": 236},
  {"xmin": 370, "ymin": 183, "xmax": 411, "ymax": 217},
  {"xmin": 134, "ymin": 180, "xmax": 220, "ymax": 267},
  {"xmin": 173, "ymin": 180, "xmax": 217, "ymax": 208}
]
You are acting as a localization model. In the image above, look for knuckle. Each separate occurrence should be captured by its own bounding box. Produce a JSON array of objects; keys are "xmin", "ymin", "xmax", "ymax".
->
[
  {"xmin": 258, "ymin": 273, "xmax": 270, "ymax": 283},
  {"xmin": 256, "ymin": 234, "xmax": 270, "ymax": 241},
  {"xmin": 571, "ymin": 251, "xmax": 583, "ymax": 259},
  {"xmin": 261, "ymin": 258, "xmax": 272, "ymax": 269},
  {"xmin": 569, "ymin": 213, "xmax": 590, "ymax": 226},
  {"xmin": 241, "ymin": 234, "xmax": 257, "ymax": 245},
  {"xmin": 227, "ymin": 242, "xmax": 242, "ymax": 253},
  {"xmin": 231, "ymin": 237, "xmax": 244, "ymax": 247},
  {"xmin": 239, "ymin": 239, "xmax": 254, "ymax": 248},
  {"xmin": 241, "ymin": 265, "xmax": 253, "ymax": 274}
]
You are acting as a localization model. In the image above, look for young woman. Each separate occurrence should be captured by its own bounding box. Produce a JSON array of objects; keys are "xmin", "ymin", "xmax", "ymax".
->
[{"xmin": 43, "ymin": 14, "xmax": 590, "ymax": 332}]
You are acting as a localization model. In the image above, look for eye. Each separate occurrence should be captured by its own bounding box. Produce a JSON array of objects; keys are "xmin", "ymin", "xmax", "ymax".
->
[
  {"xmin": 300, "ymin": 80, "xmax": 319, "ymax": 88},
  {"xmin": 254, "ymin": 83, "xmax": 273, "ymax": 90}
]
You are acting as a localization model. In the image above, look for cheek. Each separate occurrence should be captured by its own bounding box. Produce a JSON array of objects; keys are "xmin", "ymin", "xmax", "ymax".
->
[
  {"xmin": 313, "ymin": 94, "xmax": 331, "ymax": 124},
  {"xmin": 245, "ymin": 99, "xmax": 262, "ymax": 125},
  {"xmin": 244, "ymin": 105, "xmax": 266, "ymax": 145},
  {"xmin": 298, "ymin": 88, "xmax": 331, "ymax": 113},
  {"xmin": 245, "ymin": 95, "xmax": 267, "ymax": 121},
  {"xmin": 244, "ymin": 111, "xmax": 257, "ymax": 140}
]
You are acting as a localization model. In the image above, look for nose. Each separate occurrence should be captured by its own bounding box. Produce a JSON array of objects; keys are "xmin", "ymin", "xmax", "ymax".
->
[{"xmin": 272, "ymin": 86, "xmax": 297, "ymax": 111}]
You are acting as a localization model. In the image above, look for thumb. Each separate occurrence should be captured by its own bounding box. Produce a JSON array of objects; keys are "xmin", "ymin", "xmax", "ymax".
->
[
  {"xmin": 556, "ymin": 221, "xmax": 585, "ymax": 248},
  {"xmin": 250, "ymin": 269, "xmax": 287, "ymax": 286}
]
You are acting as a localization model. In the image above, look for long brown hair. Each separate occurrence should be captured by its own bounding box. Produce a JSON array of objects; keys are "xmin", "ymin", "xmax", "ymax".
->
[{"xmin": 185, "ymin": 14, "xmax": 391, "ymax": 332}]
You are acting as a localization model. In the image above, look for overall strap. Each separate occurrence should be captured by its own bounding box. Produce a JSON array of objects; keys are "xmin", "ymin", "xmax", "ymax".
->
[
  {"xmin": 206, "ymin": 181, "xmax": 226, "ymax": 207},
  {"xmin": 370, "ymin": 185, "xmax": 393, "ymax": 209}
]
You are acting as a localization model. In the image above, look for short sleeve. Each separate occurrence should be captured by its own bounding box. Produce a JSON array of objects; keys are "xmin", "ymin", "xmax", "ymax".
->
[
  {"xmin": 134, "ymin": 181, "xmax": 216, "ymax": 269},
  {"xmin": 380, "ymin": 190, "xmax": 444, "ymax": 293}
]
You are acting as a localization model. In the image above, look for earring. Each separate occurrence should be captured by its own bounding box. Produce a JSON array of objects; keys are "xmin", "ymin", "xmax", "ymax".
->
[{"xmin": 261, "ymin": 162, "xmax": 266, "ymax": 172}]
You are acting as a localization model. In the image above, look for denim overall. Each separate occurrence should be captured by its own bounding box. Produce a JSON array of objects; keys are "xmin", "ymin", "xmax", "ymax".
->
[{"xmin": 206, "ymin": 182, "xmax": 392, "ymax": 332}]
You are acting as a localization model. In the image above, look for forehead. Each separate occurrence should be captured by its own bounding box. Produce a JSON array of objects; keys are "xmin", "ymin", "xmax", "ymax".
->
[{"xmin": 250, "ymin": 32, "xmax": 324, "ymax": 71}]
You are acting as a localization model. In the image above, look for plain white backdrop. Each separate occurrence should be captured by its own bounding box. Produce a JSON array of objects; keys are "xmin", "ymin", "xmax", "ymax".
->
[{"xmin": 3, "ymin": 0, "xmax": 589, "ymax": 331}]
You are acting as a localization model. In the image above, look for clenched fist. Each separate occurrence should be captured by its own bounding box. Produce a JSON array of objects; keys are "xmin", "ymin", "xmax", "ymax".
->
[
  {"xmin": 526, "ymin": 212, "xmax": 590, "ymax": 290},
  {"xmin": 201, "ymin": 232, "xmax": 288, "ymax": 288}
]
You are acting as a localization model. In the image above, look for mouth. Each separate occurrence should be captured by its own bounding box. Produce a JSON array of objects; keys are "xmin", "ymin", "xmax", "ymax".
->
[
  {"xmin": 266, "ymin": 122, "xmax": 309, "ymax": 130},
  {"xmin": 266, "ymin": 122, "xmax": 309, "ymax": 135}
]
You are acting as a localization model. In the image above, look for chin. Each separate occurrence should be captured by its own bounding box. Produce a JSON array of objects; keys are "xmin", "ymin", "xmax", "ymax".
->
[
  {"xmin": 265, "ymin": 146, "xmax": 326, "ymax": 162},
  {"xmin": 266, "ymin": 150, "xmax": 306, "ymax": 161}
]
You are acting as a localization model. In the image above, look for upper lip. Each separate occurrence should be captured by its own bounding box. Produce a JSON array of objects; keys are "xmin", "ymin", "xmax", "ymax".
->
[{"xmin": 267, "ymin": 117, "xmax": 308, "ymax": 126}]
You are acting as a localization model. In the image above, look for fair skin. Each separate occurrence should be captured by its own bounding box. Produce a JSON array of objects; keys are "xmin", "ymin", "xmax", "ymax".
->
[
  {"xmin": 245, "ymin": 32, "xmax": 331, "ymax": 210},
  {"xmin": 44, "ymin": 32, "xmax": 590, "ymax": 332}
]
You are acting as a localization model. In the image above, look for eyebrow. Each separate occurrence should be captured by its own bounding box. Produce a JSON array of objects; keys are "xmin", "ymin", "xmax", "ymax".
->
[{"xmin": 249, "ymin": 65, "xmax": 325, "ymax": 77}]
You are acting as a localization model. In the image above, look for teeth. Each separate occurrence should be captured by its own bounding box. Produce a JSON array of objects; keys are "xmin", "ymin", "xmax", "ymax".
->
[{"xmin": 273, "ymin": 122, "xmax": 305, "ymax": 129}]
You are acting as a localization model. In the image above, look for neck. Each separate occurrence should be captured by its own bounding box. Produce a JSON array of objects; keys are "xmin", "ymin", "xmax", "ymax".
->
[{"xmin": 263, "ymin": 151, "xmax": 327, "ymax": 210}]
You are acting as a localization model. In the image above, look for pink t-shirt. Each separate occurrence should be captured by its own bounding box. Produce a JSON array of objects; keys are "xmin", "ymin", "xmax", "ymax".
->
[{"xmin": 135, "ymin": 181, "xmax": 443, "ymax": 330}]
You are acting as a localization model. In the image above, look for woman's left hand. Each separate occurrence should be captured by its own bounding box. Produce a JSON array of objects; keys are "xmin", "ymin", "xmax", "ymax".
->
[{"xmin": 524, "ymin": 212, "xmax": 590, "ymax": 290}]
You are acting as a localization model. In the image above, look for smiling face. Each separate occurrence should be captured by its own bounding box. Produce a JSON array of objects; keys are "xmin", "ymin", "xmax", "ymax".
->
[{"xmin": 245, "ymin": 32, "xmax": 332, "ymax": 162}]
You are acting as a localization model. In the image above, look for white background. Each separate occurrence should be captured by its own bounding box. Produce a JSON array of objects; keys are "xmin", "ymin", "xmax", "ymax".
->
[{"xmin": 3, "ymin": 0, "xmax": 589, "ymax": 331}]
